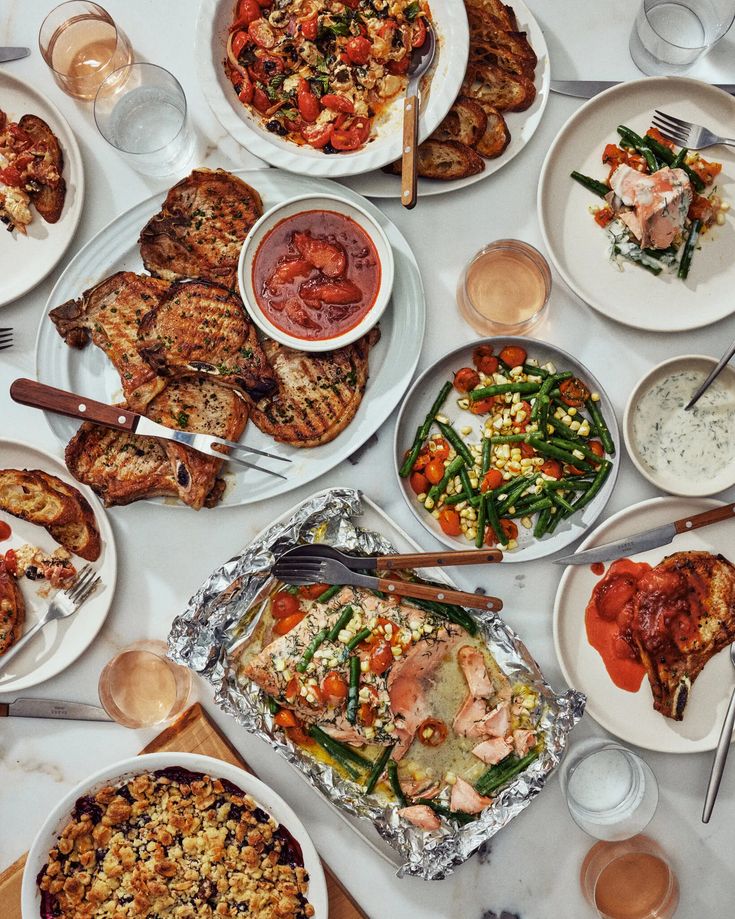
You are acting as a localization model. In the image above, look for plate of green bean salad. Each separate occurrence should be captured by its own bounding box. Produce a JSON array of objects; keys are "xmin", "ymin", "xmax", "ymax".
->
[{"xmin": 394, "ymin": 337, "xmax": 620, "ymax": 561}]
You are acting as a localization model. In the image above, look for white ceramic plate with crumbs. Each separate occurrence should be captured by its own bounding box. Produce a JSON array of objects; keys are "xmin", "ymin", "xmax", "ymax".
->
[
  {"xmin": 553, "ymin": 496, "xmax": 735, "ymax": 754},
  {"xmin": 0, "ymin": 439, "xmax": 116, "ymax": 693},
  {"xmin": 393, "ymin": 337, "xmax": 620, "ymax": 562},
  {"xmin": 0, "ymin": 72, "xmax": 84, "ymax": 307},
  {"xmin": 34, "ymin": 169, "xmax": 425, "ymax": 508},
  {"xmin": 21, "ymin": 751, "xmax": 328, "ymax": 919},
  {"xmin": 343, "ymin": 0, "xmax": 550, "ymax": 198},
  {"xmin": 538, "ymin": 77, "xmax": 735, "ymax": 332},
  {"xmin": 196, "ymin": 0, "xmax": 468, "ymax": 178}
]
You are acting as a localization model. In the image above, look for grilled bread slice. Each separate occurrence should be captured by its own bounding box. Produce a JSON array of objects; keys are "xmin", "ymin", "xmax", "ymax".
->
[
  {"xmin": 49, "ymin": 271, "xmax": 170, "ymax": 412},
  {"xmin": 0, "ymin": 470, "xmax": 78, "ymax": 527},
  {"xmin": 431, "ymin": 97, "xmax": 488, "ymax": 148},
  {"xmin": 462, "ymin": 63, "xmax": 536, "ymax": 113},
  {"xmin": 475, "ymin": 104, "xmax": 511, "ymax": 159},
  {"xmin": 250, "ymin": 329, "xmax": 379, "ymax": 447},
  {"xmin": 467, "ymin": 10, "xmax": 537, "ymax": 77},
  {"xmin": 17, "ymin": 114, "xmax": 66, "ymax": 224},
  {"xmin": 139, "ymin": 168, "xmax": 263, "ymax": 289},
  {"xmin": 0, "ymin": 555, "xmax": 24, "ymax": 656},
  {"xmin": 138, "ymin": 280, "xmax": 277, "ymax": 401},
  {"xmin": 384, "ymin": 140, "xmax": 485, "ymax": 181},
  {"xmin": 464, "ymin": 0, "xmax": 517, "ymax": 30},
  {"xmin": 146, "ymin": 378, "xmax": 249, "ymax": 510},
  {"xmin": 32, "ymin": 471, "xmax": 101, "ymax": 562}
]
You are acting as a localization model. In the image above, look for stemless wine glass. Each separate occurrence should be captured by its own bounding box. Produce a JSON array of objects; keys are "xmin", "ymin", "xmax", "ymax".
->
[{"xmin": 39, "ymin": 1, "xmax": 133, "ymax": 100}]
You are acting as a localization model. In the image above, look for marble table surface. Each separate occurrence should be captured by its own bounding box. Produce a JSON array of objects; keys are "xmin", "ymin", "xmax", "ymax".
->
[{"xmin": 1, "ymin": 1, "xmax": 734, "ymax": 916}]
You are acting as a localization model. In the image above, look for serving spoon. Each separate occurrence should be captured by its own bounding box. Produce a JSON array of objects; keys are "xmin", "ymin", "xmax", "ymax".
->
[
  {"xmin": 401, "ymin": 23, "xmax": 436, "ymax": 210},
  {"xmin": 685, "ymin": 335, "xmax": 735, "ymax": 410}
]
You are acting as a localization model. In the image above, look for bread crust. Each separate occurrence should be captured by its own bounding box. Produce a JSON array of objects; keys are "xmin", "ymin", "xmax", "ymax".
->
[
  {"xmin": 32, "ymin": 470, "xmax": 102, "ymax": 562},
  {"xmin": 0, "ymin": 470, "xmax": 77, "ymax": 527},
  {"xmin": 17, "ymin": 113, "xmax": 66, "ymax": 223}
]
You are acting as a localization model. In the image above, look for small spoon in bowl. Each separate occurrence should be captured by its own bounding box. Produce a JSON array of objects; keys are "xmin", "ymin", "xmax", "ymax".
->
[{"xmin": 401, "ymin": 22, "xmax": 436, "ymax": 210}]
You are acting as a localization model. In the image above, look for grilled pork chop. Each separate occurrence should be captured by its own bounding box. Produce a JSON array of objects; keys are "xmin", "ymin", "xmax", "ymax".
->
[
  {"xmin": 250, "ymin": 329, "xmax": 379, "ymax": 447},
  {"xmin": 137, "ymin": 280, "xmax": 276, "ymax": 401},
  {"xmin": 49, "ymin": 272, "xmax": 170, "ymax": 411},
  {"xmin": 630, "ymin": 551, "xmax": 735, "ymax": 720},
  {"xmin": 138, "ymin": 168, "xmax": 263, "ymax": 288}
]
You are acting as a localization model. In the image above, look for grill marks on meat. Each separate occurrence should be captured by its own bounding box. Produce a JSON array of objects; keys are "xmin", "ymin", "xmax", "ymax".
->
[
  {"xmin": 250, "ymin": 329, "xmax": 379, "ymax": 447},
  {"xmin": 138, "ymin": 168, "xmax": 263, "ymax": 288},
  {"xmin": 138, "ymin": 281, "xmax": 277, "ymax": 401}
]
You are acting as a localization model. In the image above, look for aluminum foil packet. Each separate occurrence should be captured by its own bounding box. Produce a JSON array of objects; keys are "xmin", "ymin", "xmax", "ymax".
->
[{"xmin": 169, "ymin": 488, "xmax": 585, "ymax": 880}]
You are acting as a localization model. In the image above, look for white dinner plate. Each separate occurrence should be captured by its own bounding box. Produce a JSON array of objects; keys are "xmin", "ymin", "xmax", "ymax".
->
[
  {"xmin": 0, "ymin": 439, "xmax": 116, "ymax": 692},
  {"xmin": 344, "ymin": 0, "xmax": 550, "ymax": 198},
  {"xmin": 538, "ymin": 77, "xmax": 735, "ymax": 332},
  {"xmin": 553, "ymin": 496, "xmax": 735, "ymax": 753},
  {"xmin": 22, "ymin": 751, "xmax": 328, "ymax": 919},
  {"xmin": 35, "ymin": 168, "xmax": 425, "ymax": 507},
  {"xmin": 393, "ymin": 337, "xmax": 620, "ymax": 561},
  {"xmin": 0, "ymin": 72, "xmax": 84, "ymax": 307},
  {"xmin": 196, "ymin": 0, "xmax": 468, "ymax": 178}
]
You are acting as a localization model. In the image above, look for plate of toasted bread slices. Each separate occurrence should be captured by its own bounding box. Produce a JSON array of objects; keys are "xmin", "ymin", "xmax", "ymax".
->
[
  {"xmin": 0, "ymin": 439, "xmax": 116, "ymax": 691},
  {"xmin": 35, "ymin": 167, "xmax": 425, "ymax": 509},
  {"xmin": 0, "ymin": 72, "xmax": 84, "ymax": 307},
  {"xmin": 342, "ymin": 0, "xmax": 549, "ymax": 198}
]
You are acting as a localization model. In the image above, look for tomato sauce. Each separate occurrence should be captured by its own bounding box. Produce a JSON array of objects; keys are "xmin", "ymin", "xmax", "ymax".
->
[
  {"xmin": 252, "ymin": 209, "xmax": 381, "ymax": 341},
  {"xmin": 585, "ymin": 559, "xmax": 649, "ymax": 692}
]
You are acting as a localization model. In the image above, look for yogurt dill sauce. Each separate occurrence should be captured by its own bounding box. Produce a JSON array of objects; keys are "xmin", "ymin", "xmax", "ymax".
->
[{"xmin": 632, "ymin": 368, "xmax": 735, "ymax": 481}]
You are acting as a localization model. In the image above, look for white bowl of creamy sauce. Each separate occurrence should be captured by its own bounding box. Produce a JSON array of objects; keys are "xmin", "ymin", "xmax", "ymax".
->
[{"xmin": 624, "ymin": 355, "xmax": 735, "ymax": 496}]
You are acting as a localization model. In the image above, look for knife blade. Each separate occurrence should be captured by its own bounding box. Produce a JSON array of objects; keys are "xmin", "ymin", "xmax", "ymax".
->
[
  {"xmin": 551, "ymin": 79, "xmax": 735, "ymax": 99},
  {"xmin": 0, "ymin": 47, "xmax": 30, "ymax": 63},
  {"xmin": 0, "ymin": 698, "xmax": 112, "ymax": 720},
  {"xmin": 555, "ymin": 502, "xmax": 735, "ymax": 565}
]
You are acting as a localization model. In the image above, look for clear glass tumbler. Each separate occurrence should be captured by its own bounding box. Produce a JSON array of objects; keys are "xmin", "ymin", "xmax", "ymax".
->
[
  {"xmin": 93, "ymin": 63, "xmax": 195, "ymax": 177},
  {"xmin": 39, "ymin": 1, "xmax": 133, "ymax": 100},
  {"xmin": 630, "ymin": 0, "xmax": 735, "ymax": 75}
]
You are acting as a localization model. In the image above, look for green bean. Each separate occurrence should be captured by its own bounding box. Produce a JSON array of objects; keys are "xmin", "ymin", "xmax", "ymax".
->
[
  {"xmin": 531, "ymin": 375, "xmax": 555, "ymax": 421},
  {"xmin": 678, "ymin": 218, "xmax": 701, "ymax": 280},
  {"xmin": 327, "ymin": 605, "xmax": 354, "ymax": 642},
  {"xmin": 496, "ymin": 475, "xmax": 534, "ymax": 515},
  {"xmin": 671, "ymin": 146, "xmax": 688, "ymax": 168},
  {"xmin": 427, "ymin": 455, "xmax": 465, "ymax": 503},
  {"xmin": 484, "ymin": 490, "xmax": 507, "ymax": 546},
  {"xmin": 585, "ymin": 399, "xmax": 615, "ymax": 455},
  {"xmin": 436, "ymin": 420, "xmax": 475, "ymax": 468},
  {"xmin": 640, "ymin": 146, "xmax": 659, "ymax": 172},
  {"xmin": 346, "ymin": 627, "xmax": 371, "ymax": 651},
  {"xmin": 643, "ymin": 133, "xmax": 705, "ymax": 191},
  {"xmin": 481, "ymin": 437, "xmax": 492, "ymax": 475},
  {"xmin": 570, "ymin": 170, "xmax": 610, "ymax": 198},
  {"xmin": 387, "ymin": 760, "xmax": 406, "ymax": 806},
  {"xmin": 545, "ymin": 506, "xmax": 564, "ymax": 535},
  {"xmin": 266, "ymin": 695, "xmax": 280, "ymax": 715},
  {"xmin": 548, "ymin": 489, "xmax": 576, "ymax": 516},
  {"xmin": 317, "ymin": 584, "xmax": 342, "ymax": 603},
  {"xmin": 476, "ymin": 749, "xmax": 540, "ymax": 796},
  {"xmin": 296, "ymin": 628, "xmax": 329, "ymax": 673},
  {"xmin": 406, "ymin": 596, "xmax": 477, "ymax": 635},
  {"xmin": 571, "ymin": 460, "xmax": 612, "ymax": 512},
  {"xmin": 533, "ymin": 506, "xmax": 551, "ymax": 538},
  {"xmin": 475, "ymin": 493, "xmax": 487, "ymax": 548},
  {"xmin": 528, "ymin": 437, "xmax": 594, "ymax": 471},
  {"xmin": 460, "ymin": 467, "xmax": 475, "ymax": 500},
  {"xmin": 508, "ymin": 497, "xmax": 552, "ymax": 518},
  {"xmin": 444, "ymin": 492, "xmax": 482, "ymax": 507},
  {"xmin": 414, "ymin": 798, "xmax": 475, "ymax": 825},
  {"xmin": 399, "ymin": 381, "xmax": 453, "ymax": 477},
  {"xmin": 544, "ymin": 477, "xmax": 593, "ymax": 491},
  {"xmin": 364, "ymin": 744, "xmax": 395, "ymax": 795},
  {"xmin": 470, "ymin": 381, "xmax": 541, "ymax": 401},
  {"xmin": 308, "ymin": 726, "xmax": 372, "ymax": 767},
  {"xmin": 489, "ymin": 434, "xmax": 528, "ymax": 445},
  {"xmin": 346, "ymin": 655, "xmax": 360, "ymax": 724},
  {"xmin": 522, "ymin": 363, "xmax": 549, "ymax": 378},
  {"xmin": 550, "ymin": 436, "xmax": 605, "ymax": 464}
]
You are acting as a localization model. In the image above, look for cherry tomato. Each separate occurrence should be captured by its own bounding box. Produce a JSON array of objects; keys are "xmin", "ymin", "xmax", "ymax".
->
[
  {"xmin": 345, "ymin": 35, "xmax": 372, "ymax": 64},
  {"xmin": 274, "ymin": 709, "xmax": 299, "ymax": 728},
  {"xmin": 559, "ymin": 377, "xmax": 591, "ymax": 407},
  {"xmin": 411, "ymin": 17, "xmax": 427, "ymax": 47},
  {"xmin": 424, "ymin": 459, "xmax": 446, "ymax": 485},
  {"xmin": 387, "ymin": 56, "xmax": 410, "ymax": 75},
  {"xmin": 298, "ymin": 583, "xmax": 330, "ymax": 600},
  {"xmin": 287, "ymin": 725, "xmax": 311, "ymax": 744},
  {"xmin": 0, "ymin": 166, "xmax": 22, "ymax": 187},
  {"xmin": 231, "ymin": 29, "xmax": 249, "ymax": 56},
  {"xmin": 417, "ymin": 717, "xmax": 448, "ymax": 746},
  {"xmin": 248, "ymin": 18, "xmax": 276, "ymax": 48},
  {"xmin": 237, "ymin": 71, "xmax": 254, "ymax": 104},
  {"xmin": 284, "ymin": 675, "xmax": 301, "ymax": 701},
  {"xmin": 370, "ymin": 640, "xmax": 394, "ymax": 675},
  {"xmin": 589, "ymin": 440, "xmax": 605, "ymax": 459},
  {"xmin": 520, "ymin": 442, "xmax": 536, "ymax": 458},
  {"xmin": 237, "ymin": 0, "xmax": 261, "ymax": 22},
  {"xmin": 331, "ymin": 116, "xmax": 370, "ymax": 151},
  {"xmin": 297, "ymin": 78, "xmax": 320, "ymax": 123},
  {"xmin": 469, "ymin": 396, "xmax": 498, "ymax": 415},
  {"xmin": 540, "ymin": 459, "xmax": 562, "ymax": 479},
  {"xmin": 0, "ymin": 521, "xmax": 11, "ymax": 541},
  {"xmin": 248, "ymin": 53, "xmax": 284, "ymax": 83},
  {"xmin": 252, "ymin": 85, "xmax": 271, "ymax": 112},
  {"xmin": 453, "ymin": 367, "xmax": 480, "ymax": 393},
  {"xmin": 480, "ymin": 469, "xmax": 503, "ymax": 492},
  {"xmin": 272, "ymin": 591, "xmax": 301, "ymax": 618},
  {"xmin": 320, "ymin": 94, "xmax": 354, "ymax": 113},
  {"xmin": 410, "ymin": 471, "xmax": 429, "ymax": 495},
  {"xmin": 4, "ymin": 548, "xmax": 17, "ymax": 576},
  {"xmin": 429, "ymin": 437, "xmax": 450, "ymax": 461},
  {"xmin": 690, "ymin": 157, "xmax": 722, "ymax": 186},
  {"xmin": 499, "ymin": 345, "xmax": 527, "ymax": 368},
  {"xmin": 484, "ymin": 519, "xmax": 518, "ymax": 546},
  {"xmin": 472, "ymin": 345, "xmax": 498, "ymax": 375},
  {"xmin": 438, "ymin": 508, "xmax": 462, "ymax": 537},
  {"xmin": 514, "ymin": 400, "xmax": 533, "ymax": 430},
  {"xmin": 273, "ymin": 612, "xmax": 306, "ymax": 635},
  {"xmin": 359, "ymin": 702, "xmax": 376, "ymax": 725},
  {"xmin": 301, "ymin": 121, "xmax": 333, "ymax": 148},
  {"xmin": 301, "ymin": 12, "xmax": 318, "ymax": 40},
  {"xmin": 322, "ymin": 671, "xmax": 349, "ymax": 702}
]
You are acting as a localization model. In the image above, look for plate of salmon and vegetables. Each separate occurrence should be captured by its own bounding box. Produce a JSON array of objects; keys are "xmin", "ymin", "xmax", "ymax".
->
[
  {"xmin": 394, "ymin": 338, "xmax": 619, "ymax": 561},
  {"xmin": 538, "ymin": 77, "xmax": 735, "ymax": 332}
]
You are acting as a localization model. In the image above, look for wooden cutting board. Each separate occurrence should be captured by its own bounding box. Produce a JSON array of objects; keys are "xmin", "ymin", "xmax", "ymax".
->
[{"xmin": 0, "ymin": 703, "xmax": 366, "ymax": 918}]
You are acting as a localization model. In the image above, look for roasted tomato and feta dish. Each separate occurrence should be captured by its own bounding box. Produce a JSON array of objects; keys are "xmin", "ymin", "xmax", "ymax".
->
[
  {"xmin": 252, "ymin": 209, "xmax": 381, "ymax": 340},
  {"xmin": 238, "ymin": 581, "xmax": 541, "ymax": 829},
  {"xmin": 224, "ymin": 0, "xmax": 432, "ymax": 153},
  {"xmin": 571, "ymin": 124, "xmax": 727, "ymax": 280}
]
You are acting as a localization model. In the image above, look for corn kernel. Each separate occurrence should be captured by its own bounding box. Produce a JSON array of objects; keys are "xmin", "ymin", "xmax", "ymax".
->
[
  {"xmin": 591, "ymin": 392, "xmax": 600, "ymax": 402},
  {"xmin": 520, "ymin": 516, "xmax": 532, "ymax": 529},
  {"xmin": 431, "ymin": 509, "xmax": 440, "ymax": 519},
  {"xmin": 424, "ymin": 497, "xmax": 435, "ymax": 510},
  {"xmin": 417, "ymin": 492, "xmax": 427, "ymax": 502},
  {"xmin": 436, "ymin": 414, "xmax": 449, "ymax": 424},
  {"xmin": 721, "ymin": 201, "xmax": 731, "ymax": 211},
  {"xmin": 507, "ymin": 538, "xmax": 518, "ymax": 549},
  {"xmin": 570, "ymin": 420, "xmax": 581, "ymax": 431},
  {"xmin": 716, "ymin": 211, "xmax": 726, "ymax": 226},
  {"xmin": 568, "ymin": 407, "xmax": 577, "ymax": 416},
  {"xmin": 457, "ymin": 398, "xmax": 469, "ymax": 410},
  {"xmin": 360, "ymin": 660, "xmax": 369, "ymax": 672}
]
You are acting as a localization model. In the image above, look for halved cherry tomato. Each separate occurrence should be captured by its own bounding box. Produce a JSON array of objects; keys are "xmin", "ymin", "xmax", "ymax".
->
[
  {"xmin": 297, "ymin": 78, "xmax": 320, "ymax": 123},
  {"xmin": 370, "ymin": 640, "xmax": 394, "ymax": 675},
  {"xmin": 589, "ymin": 440, "xmax": 604, "ymax": 459},
  {"xmin": 248, "ymin": 53, "xmax": 284, "ymax": 83},
  {"xmin": 237, "ymin": 0, "xmax": 261, "ymax": 23},
  {"xmin": 386, "ymin": 56, "xmax": 410, "ymax": 75},
  {"xmin": 272, "ymin": 591, "xmax": 301, "ymax": 618},
  {"xmin": 594, "ymin": 206, "xmax": 615, "ymax": 228},
  {"xmin": 274, "ymin": 709, "xmax": 299, "ymax": 728},
  {"xmin": 480, "ymin": 469, "xmax": 503, "ymax": 492},
  {"xmin": 515, "ymin": 400, "xmax": 533, "ymax": 430},
  {"xmin": 331, "ymin": 116, "xmax": 370, "ymax": 151},
  {"xmin": 273, "ymin": 612, "xmax": 306, "ymax": 635},
  {"xmin": 559, "ymin": 377, "xmax": 591, "ymax": 407},
  {"xmin": 472, "ymin": 345, "xmax": 498, "ymax": 375},
  {"xmin": 520, "ymin": 442, "xmax": 536, "ymax": 458},
  {"xmin": 438, "ymin": 508, "xmax": 462, "ymax": 537},
  {"xmin": 231, "ymin": 29, "xmax": 249, "ymax": 56},
  {"xmin": 345, "ymin": 35, "xmax": 372, "ymax": 65},
  {"xmin": 284, "ymin": 675, "xmax": 301, "ymax": 701},
  {"xmin": 322, "ymin": 671, "xmax": 349, "ymax": 702},
  {"xmin": 469, "ymin": 396, "xmax": 498, "ymax": 415},
  {"xmin": 424, "ymin": 459, "xmax": 446, "ymax": 485},
  {"xmin": 301, "ymin": 121, "xmax": 333, "ymax": 148},
  {"xmin": 301, "ymin": 12, "xmax": 318, "ymax": 40},
  {"xmin": 248, "ymin": 18, "xmax": 276, "ymax": 48},
  {"xmin": 298, "ymin": 583, "xmax": 330, "ymax": 600},
  {"xmin": 0, "ymin": 521, "xmax": 11, "ymax": 541},
  {"xmin": 320, "ymin": 94, "xmax": 354, "ymax": 113},
  {"xmin": 454, "ymin": 367, "xmax": 480, "ymax": 393},
  {"xmin": 3, "ymin": 549, "xmax": 17, "ymax": 575},
  {"xmin": 417, "ymin": 717, "xmax": 448, "ymax": 746},
  {"xmin": 429, "ymin": 437, "xmax": 449, "ymax": 461},
  {"xmin": 499, "ymin": 345, "xmax": 527, "ymax": 368},
  {"xmin": 411, "ymin": 17, "xmax": 427, "ymax": 47},
  {"xmin": 540, "ymin": 459, "xmax": 562, "ymax": 479},
  {"xmin": 286, "ymin": 725, "xmax": 310, "ymax": 744},
  {"xmin": 645, "ymin": 127, "xmax": 675, "ymax": 150},
  {"xmin": 410, "ymin": 471, "xmax": 429, "ymax": 495},
  {"xmin": 484, "ymin": 519, "xmax": 518, "ymax": 546},
  {"xmin": 237, "ymin": 71, "xmax": 254, "ymax": 104},
  {"xmin": 0, "ymin": 166, "xmax": 22, "ymax": 187},
  {"xmin": 690, "ymin": 157, "xmax": 722, "ymax": 186},
  {"xmin": 252, "ymin": 86, "xmax": 271, "ymax": 112},
  {"xmin": 359, "ymin": 702, "xmax": 376, "ymax": 725},
  {"xmin": 602, "ymin": 143, "xmax": 628, "ymax": 168}
]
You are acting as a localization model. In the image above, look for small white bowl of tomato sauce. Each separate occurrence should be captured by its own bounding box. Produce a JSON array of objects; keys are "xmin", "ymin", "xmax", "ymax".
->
[{"xmin": 238, "ymin": 194, "xmax": 394, "ymax": 352}]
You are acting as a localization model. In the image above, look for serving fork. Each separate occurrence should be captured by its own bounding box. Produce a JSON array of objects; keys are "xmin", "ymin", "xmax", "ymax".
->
[
  {"xmin": 0, "ymin": 328, "xmax": 12, "ymax": 351},
  {"xmin": 0, "ymin": 565, "xmax": 100, "ymax": 675},
  {"xmin": 279, "ymin": 543, "xmax": 503, "ymax": 570},
  {"xmin": 652, "ymin": 110, "xmax": 735, "ymax": 151}
]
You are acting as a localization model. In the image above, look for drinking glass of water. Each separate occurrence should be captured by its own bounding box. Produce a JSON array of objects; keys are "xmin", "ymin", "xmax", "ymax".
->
[
  {"xmin": 630, "ymin": 0, "xmax": 735, "ymax": 75},
  {"xmin": 559, "ymin": 738, "xmax": 659, "ymax": 841},
  {"xmin": 93, "ymin": 63, "xmax": 195, "ymax": 177}
]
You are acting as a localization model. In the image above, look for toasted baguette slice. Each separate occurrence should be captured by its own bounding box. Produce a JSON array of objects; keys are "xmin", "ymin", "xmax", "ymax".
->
[
  {"xmin": 0, "ymin": 555, "xmax": 24, "ymax": 656},
  {"xmin": 0, "ymin": 469, "xmax": 77, "ymax": 527},
  {"xmin": 384, "ymin": 140, "xmax": 485, "ymax": 181},
  {"xmin": 464, "ymin": 0, "xmax": 517, "ymax": 30},
  {"xmin": 431, "ymin": 97, "xmax": 488, "ymax": 148},
  {"xmin": 475, "ymin": 104, "xmax": 511, "ymax": 159},
  {"xmin": 18, "ymin": 114, "xmax": 66, "ymax": 224},
  {"xmin": 33, "ymin": 470, "xmax": 102, "ymax": 562},
  {"xmin": 462, "ymin": 63, "xmax": 536, "ymax": 113},
  {"xmin": 467, "ymin": 11, "xmax": 537, "ymax": 77}
]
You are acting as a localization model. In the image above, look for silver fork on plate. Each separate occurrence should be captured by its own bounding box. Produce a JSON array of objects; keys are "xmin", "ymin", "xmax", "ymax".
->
[
  {"xmin": 652, "ymin": 110, "xmax": 735, "ymax": 151},
  {"xmin": 0, "ymin": 329, "xmax": 12, "ymax": 351},
  {"xmin": 0, "ymin": 565, "xmax": 101, "ymax": 674}
]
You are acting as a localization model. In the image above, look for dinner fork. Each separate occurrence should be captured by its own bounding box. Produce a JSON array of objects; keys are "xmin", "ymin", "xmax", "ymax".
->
[
  {"xmin": 652, "ymin": 110, "xmax": 735, "ymax": 151},
  {"xmin": 0, "ymin": 328, "xmax": 12, "ymax": 351},
  {"xmin": 0, "ymin": 565, "xmax": 101, "ymax": 674}
]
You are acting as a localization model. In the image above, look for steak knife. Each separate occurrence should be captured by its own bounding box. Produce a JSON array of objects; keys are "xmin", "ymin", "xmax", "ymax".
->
[
  {"xmin": 10, "ymin": 378, "xmax": 289, "ymax": 479},
  {"xmin": 555, "ymin": 503, "xmax": 735, "ymax": 566},
  {"xmin": 0, "ymin": 698, "xmax": 112, "ymax": 720},
  {"xmin": 551, "ymin": 79, "xmax": 735, "ymax": 99},
  {"xmin": 0, "ymin": 47, "xmax": 30, "ymax": 63}
]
